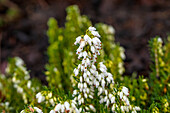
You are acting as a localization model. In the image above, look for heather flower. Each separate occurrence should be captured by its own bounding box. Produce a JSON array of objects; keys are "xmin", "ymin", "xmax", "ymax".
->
[{"xmin": 47, "ymin": 27, "xmax": 140, "ymax": 113}]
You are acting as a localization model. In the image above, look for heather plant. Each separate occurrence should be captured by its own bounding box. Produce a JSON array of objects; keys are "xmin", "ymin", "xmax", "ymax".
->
[
  {"xmin": 0, "ymin": 57, "xmax": 42, "ymax": 112},
  {"xmin": 0, "ymin": 5, "xmax": 169, "ymax": 113},
  {"xmin": 46, "ymin": 5, "xmax": 125, "ymax": 91},
  {"xmin": 34, "ymin": 27, "xmax": 140, "ymax": 113},
  {"xmin": 147, "ymin": 36, "xmax": 170, "ymax": 112}
]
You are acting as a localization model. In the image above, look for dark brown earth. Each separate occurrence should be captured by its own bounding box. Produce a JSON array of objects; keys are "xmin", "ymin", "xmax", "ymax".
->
[{"xmin": 0, "ymin": 0, "xmax": 170, "ymax": 82}]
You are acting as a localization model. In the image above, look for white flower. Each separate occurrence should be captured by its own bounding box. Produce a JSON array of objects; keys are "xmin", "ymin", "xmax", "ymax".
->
[
  {"xmin": 74, "ymin": 68, "xmax": 79, "ymax": 76},
  {"xmin": 74, "ymin": 36, "xmax": 82, "ymax": 45},
  {"xmin": 5, "ymin": 102, "xmax": 9, "ymax": 107},
  {"xmin": 134, "ymin": 106, "xmax": 141, "ymax": 111},
  {"xmin": 106, "ymin": 99, "xmax": 110, "ymax": 107},
  {"xmin": 121, "ymin": 106, "xmax": 125, "ymax": 112},
  {"xmin": 27, "ymin": 81, "xmax": 31, "ymax": 89},
  {"xmin": 85, "ymin": 106, "xmax": 89, "ymax": 111},
  {"xmin": 54, "ymin": 103, "xmax": 61, "ymax": 111},
  {"xmin": 83, "ymin": 73, "xmax": 87, "ymax": 79},
  {"xmin": 126, "ymin": 99, "xmax": 130, "ymax": 106},
  {"xmin": 49, "ymin": 110, "xmax": 55, "ymax": 113},
  {"xmin": 20, "ymin": 110, "xmax": 25, "ymax": 113},
  {"xmin": 101, "ymin": 79, "xmax": 105, "ymax": 88},
  {"xmin": 95, "ymin": 81, "xmax": 99, "ymax": 88},
  {"xmin": 99, "ymin": 98, "xmax": 104, "ymax": 103},
  {"xmin": 76, "ymin": 48, "xmax": 83, "ymax": 54},
  {"xmin": 71, "ymin": 102, "xmax": 76, "ymax": 108},
  {"xmin": 88, "ymin": 26, "xmax": 96, "ymax": 31},
  {"xmin": 84, "ymin": 93, "xmax": 88, "ymax": 98},
  {"xmin": 112, "ymin": 104, "xmax": 116, "ymax": 111},
  {"xmin": 98, "ymin": 87, "xmax": 103, "ymax": 95},
  {"xmin": 99, "ymin": 62, "xmax": 107, "ymax": 69},
  {"xmin": 17, "ymin": 86, "xmax": 23, "ymax": 93},
  {"xmin": 89, "ymin": 95, "xmax": 93, "ymax": 99},
  {"xmin": 49, "ymin": 99, "xmax": 55, "ymax": 106},
  {"xmin": 123, "ymin": 96, "xmax": 128, "ymax": 102},
  {"xmin": 34, "ymin": 107, "xmax": 43, "ymax": 113},
  {"xmin": 158, "ymin": 37, "xmax": 162, "ymax": 43},
  {"xmin": 111, "ymin": 96, "xmax": 115, "ymax": 103},
  {"xmin": 124, "ymin": 106, "xmax": 129, "ymax": 112},
  {"xmin": 36, "ymin": 92, "xmax": 45, "ymax": 103},
  {"xmin": 79, "ymin": 107, "xmax": 82, "ymax": 112},
  {"xmin": 132, "ymin": 111, "xmax": 137, "ymax": 113},
  {"xmin": 15, "ymin": 57, "xmax": 24, "ymax": 66},
  {"xmin": 73, "ymin": 90, "xmax": 77, "ymax": 95},
  {"xmin": 86, "ymin": 58, "xmax": 90, "ymax": 65},
  {"xmin": 91, "ymin": 46, "xmax": 95, "ymax": 53},
  {"xmin": 109, "ymin": 94, "xmax": 112, "ymax": 99},
  {"xmin": 81, "ymin": 98, "xmax": 84, "ymax": 103},
  {"xmin": 78, "ymin": 52, "xmax": 83, "ymax": 59},
  {"xmin": 91, "ymin": 31, "xmax": 100, "ymax": 37},
  {"xmin": 48, "ymin": 92, "xmax": 52, "ymax": 98},
  {"xmin": 80, "ymin": 41, "xmax": 86, "ymax": 48},
  {"xmin": 104, "ymin": 96, "xmax": 108, "ymax": 102},
  {"xmin": 24, "ymin": 75, "xmax": 30, "ymax": 80},
  {"xmin": 64, "ymin": 101, "xmax": 70, "ymax": 110},
  {"xmin": 80, "ymin": 76, "xmax": 83, "ymax": 82},
  {"xmin": 84, "ymin": 83, "xmax": 87, "ymax": 88},
  {"xmin": 119, "ymin": 91, "xmax": 123, "ymax": 99},
  {"xmin": 122, "ymin": 86, "xmax": 129, "ymax": 96},
  {"xmin": 89, "ymin": 105, "xmax": 96, "ymax": 112},
  {"xmin": 108, "ymin": 26, "xmax": 115, "ymax": 34},
  {"xmin": 82, "ymin": 51, "xmax": 88, "ymax": 58},
  {"xmin": 93, "ymin": 37, "xmax": 101, "ymax": 45},
  {"xmin": 81, "ymin": 65, "xmax": 84, "ymax": 72},
  {"xmin": 91, "ymin": 64, "xmax": 96, "ymax": 70},
  {"xmin": 105, "ymin": 90, "xmax": 108, "ymax": 95},
  {"xmin": 61, "ymin": 104, "xmax": 65, "ymax": 112},
  {"xmin": 78, "ymin": 94, "xmax": 81, "ymax": 100},
  {"xmin": 84, "ymin": 34, "xmax": 92, "ymax": 45},
  {"xmin": 86, "ymin": 88, "xmax": 90, "ymax": 93}
]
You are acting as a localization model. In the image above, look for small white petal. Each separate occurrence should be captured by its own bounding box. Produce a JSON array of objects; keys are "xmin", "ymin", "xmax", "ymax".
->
[
  {"xmin": 34, "ymin": 107, "xmax": 43, "ymax": 113},
  {"xmin": 54, "ymin": 103, "xmax": 61, "ymax": 111},
  {"xmin": 88, "ymin": 26, "xmax": 96, "ymax": 31},
  {"xmin": 91, "ymin": 31, "xmax": 100, "ymax": 37},
  {"xmin": 50, "ymin": 110, "xmax": 55, "ymax": 113},
  {"xmin": 64, "ymin": 101, "xmax": 70, "ymax": 110}
]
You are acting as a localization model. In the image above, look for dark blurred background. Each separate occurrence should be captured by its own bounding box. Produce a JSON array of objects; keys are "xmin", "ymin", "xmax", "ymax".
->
[{"xmin": 0, "ymin": 0, "xmax": 170, "ymax": 81}]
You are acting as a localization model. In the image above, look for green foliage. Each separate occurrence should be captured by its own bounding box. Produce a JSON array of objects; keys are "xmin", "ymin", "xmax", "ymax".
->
[
  {"xmin": 46, "ymin": 5, "xmax": 91, "ymax": 90},
  {"xmin": 0, "ymin": 57, "xmax": 42, "ymax": 112},
  {"xmin": 148, "ymin": 36, "xmax": 170, "ymax": 112},
  {"xmin": 0, "ymin": 5, "xmax": 169, "ymax": 113}
]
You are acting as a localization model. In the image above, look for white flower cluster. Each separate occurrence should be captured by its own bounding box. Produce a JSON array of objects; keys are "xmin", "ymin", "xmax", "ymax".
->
[
  {"xmin": 40, "ymin": 27, "xmax": 140, "ymax": 113},
  {"xmin": 36, "ymin": 91, "xmax": 55, "ymax": 106},
  {"xmin": 50, "ymin": 101, "xmax": 70, "ymax": 113},
  {"xmin": 0, "ymin": 102, "xmax": 13, "ymax": 111},
  {"xmin": 73, "ymin": 26, "xmax": 140, "ymax": 113},
  {"xmin": 10, "ymin": 58, "xmax": 32, "ymax": 104},
  {"xmin": 20, "ymin": 106, "xmax": 43, "ymax": 113},
  {"xmin": 71, "ymin": 27, "xmax": 103, "ymax": 112},
  {"xmin": 36, "ymin": 92, "xmax": 45, "ymax": 103}
]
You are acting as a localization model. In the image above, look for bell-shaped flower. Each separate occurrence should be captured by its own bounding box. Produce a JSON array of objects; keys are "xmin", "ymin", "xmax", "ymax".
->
[
  {"xmin": 64, "ymin": 101, "xmax": 70, "ymax": 111},
  {"xmin": 122, "ymin": 86, "xmax": 129, "ymax": 96},
  {"xmin": 91, "ymin": 31, "xmax": 100, "ymax": 37},
  {"xmin": 88, "ymin": 26, "xmax": 96, "ymax": 31},
  {"xmin": 74, "ymin": 36, "xmax": 81, "ymax": 45},
  {"xmin": 54, "ymin": 103, "xmax": 61, "ymax": 112}
]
